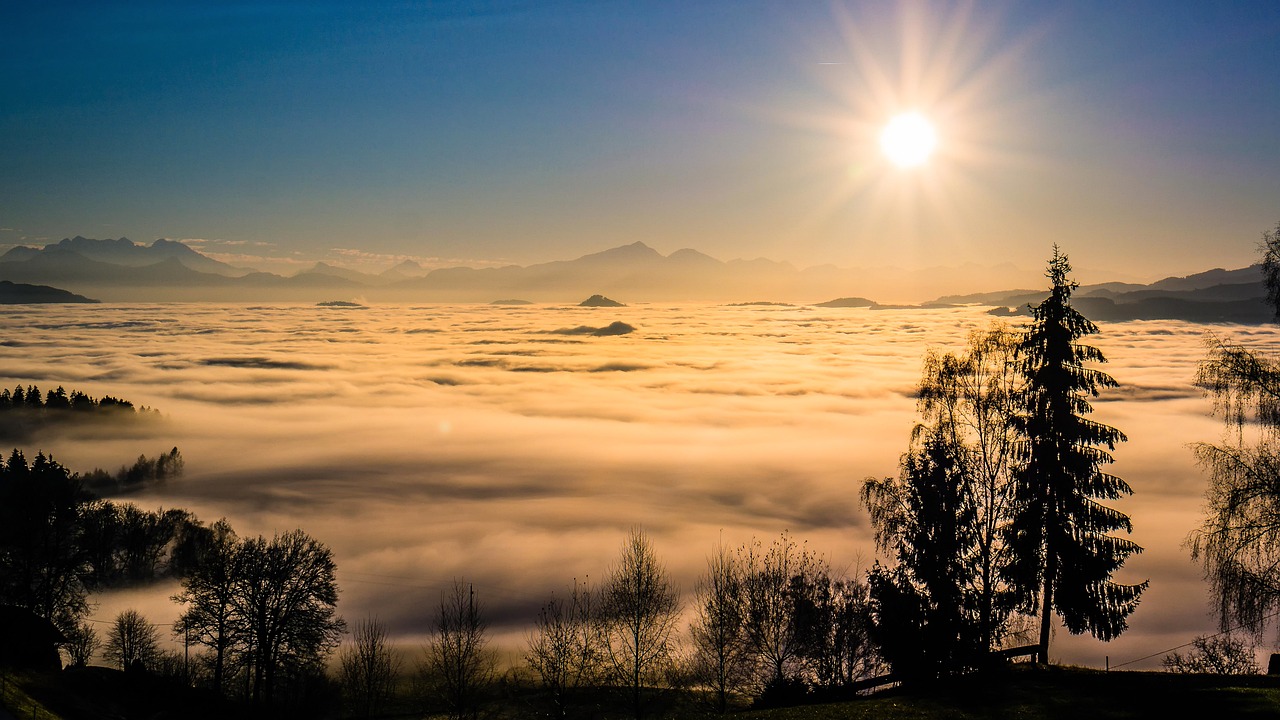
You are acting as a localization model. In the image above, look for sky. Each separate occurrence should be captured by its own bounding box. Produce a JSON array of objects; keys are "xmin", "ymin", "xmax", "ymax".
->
[
  {"xmin": 2, "ymin": 301, "xmax": 1257, "ymax": 669},
  {"xmin": 3, "ymin": 1, "xmax": 1280, "ymax": 279}
]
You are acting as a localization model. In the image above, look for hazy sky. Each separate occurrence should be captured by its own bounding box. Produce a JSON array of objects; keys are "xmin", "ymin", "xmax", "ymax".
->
[{"xmin": 4, "ymin": 1, "xmax": 1279, "ymax": 277}]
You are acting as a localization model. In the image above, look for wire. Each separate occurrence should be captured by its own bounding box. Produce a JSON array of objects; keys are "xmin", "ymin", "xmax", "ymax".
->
[{"xmin": 1108, "ymin": 609, "xmax": 1280, "ymax": 670}]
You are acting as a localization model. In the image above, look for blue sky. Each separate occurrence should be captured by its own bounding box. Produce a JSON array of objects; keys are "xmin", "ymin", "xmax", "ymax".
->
[{"xmin": 3, "ymin": 1, "xmax": 1279, "ymax": 277}]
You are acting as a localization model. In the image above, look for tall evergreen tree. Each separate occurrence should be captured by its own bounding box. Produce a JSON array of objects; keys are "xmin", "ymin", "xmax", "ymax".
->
[{"xmin": 1007, "ymin": 247, "xmax": 1146, "ymax": 662}]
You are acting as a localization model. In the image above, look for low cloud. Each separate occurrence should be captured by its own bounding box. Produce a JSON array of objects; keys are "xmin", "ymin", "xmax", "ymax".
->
[
  {"xmin": 0, "ymin": 304, "xmax": 1258, "ymax": 667},
  {"xmin": 200, "ymin": 357, "xmax": 334, "ymax": 371},
  {"xmin": 550, "ymin": 321, "xmax": 637, "ymax": 337}
]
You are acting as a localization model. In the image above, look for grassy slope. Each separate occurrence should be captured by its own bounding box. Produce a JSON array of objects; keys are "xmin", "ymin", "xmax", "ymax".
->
[
  {"xmin": 7, "ymin": 665, "xmax": 1280, "ymax": 719},
  {"xmin": 744, "ymin": 666, "xmax": 1280, "ymax": 720}
]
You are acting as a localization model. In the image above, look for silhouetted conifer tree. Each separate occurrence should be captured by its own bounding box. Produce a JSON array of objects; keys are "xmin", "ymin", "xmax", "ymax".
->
[
  {"xmin": 0, "ymin": 449, "xmax": 90, "ymax": 630},
  {"xmin": 864, "ymin": 429, "xmax": 984, "ymax": 678},
  {"xmin": 1006, "ymin": 247, "xmax": 1145, "ymax": 662}
]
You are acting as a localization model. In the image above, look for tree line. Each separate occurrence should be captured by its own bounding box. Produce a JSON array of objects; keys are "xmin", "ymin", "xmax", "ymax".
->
[
  {"xmin": 0, "ymin": 385, "xmax": 156, "ymax": 443},
  {"xmin": 0, "ymin": 447, "xmax": 200, "ymax": 629},
  {"xmin": 0, "ymin": 385, "xmax": 143, "ymax": 413},
  {"xmin": 863, "ymin": 248, "xmax": 1145, "ymax": 679}
]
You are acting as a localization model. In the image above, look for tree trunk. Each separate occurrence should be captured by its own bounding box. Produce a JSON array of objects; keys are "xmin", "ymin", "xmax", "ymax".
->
[{"xmin": 1038, "ymin": 552, "xmax": 1056, "ymax": 664}]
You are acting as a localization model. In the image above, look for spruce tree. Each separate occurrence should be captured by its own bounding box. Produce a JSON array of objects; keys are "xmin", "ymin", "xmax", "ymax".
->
[
  {"xmin": 863, "ymin": 429, "xmax": 984, "ymax": 678},
  {"xmin": 1007, "ymin": 247, "xmax": 1146, "ymax": 662}
]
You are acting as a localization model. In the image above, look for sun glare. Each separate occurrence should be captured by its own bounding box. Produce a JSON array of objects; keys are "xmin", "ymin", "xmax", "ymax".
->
[{"xmin": 880, "ymin": 112, "xmax": 937, "ymax": 168}]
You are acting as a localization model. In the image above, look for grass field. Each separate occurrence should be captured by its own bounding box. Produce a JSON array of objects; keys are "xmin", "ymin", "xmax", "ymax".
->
[{"xmin": 5, "ymin": 664, "xmax": 1280, "ymax": 719}]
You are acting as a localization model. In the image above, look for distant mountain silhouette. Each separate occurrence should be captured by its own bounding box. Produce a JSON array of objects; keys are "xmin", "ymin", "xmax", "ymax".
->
[
  {"xmin": 815, "ymin": 297, "xmax": 875, "ymax": 308},
  {"xmin": 949, "ymin": 265, "xmax": 1269, "ymax": 323},
  {"xmin": 379, "ymin": 259, "xmax": 428, "ymax": 282},
  {"xmin": 294, "ymin": 262, "xmax": 381, "ymax": 285},
  {"xmin": 0, "ymin": 280, "xmax": 98, "ymax": 304},
  {"xmin": 0, "ymin": 236, "xmax": 1269, "ymax": 320},
  {"xmin": 579, "ymin": 294, "xmax": 625, "ymax": 307},
  {"xmin": 0, "ymin": 236, "xmax": 249, "ymax": 276}
]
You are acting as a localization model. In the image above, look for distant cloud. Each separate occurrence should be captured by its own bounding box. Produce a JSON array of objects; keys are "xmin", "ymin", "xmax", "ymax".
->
[
  {"xmin": 199, "ymin": 357, "xmax": 334, "ymax": 371},
  {"xmin": 327, "ymin": 246, "xmax": 511, "ymax": 273},
  {"xmin": 550, "ymin": 321, "xmax": 637, "ymax": 336}
]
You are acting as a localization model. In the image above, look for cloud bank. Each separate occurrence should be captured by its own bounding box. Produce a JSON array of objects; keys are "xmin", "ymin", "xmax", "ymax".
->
[{"xmin": 4, "ymin": 302, "xmax": 1275, "ymax": 668}]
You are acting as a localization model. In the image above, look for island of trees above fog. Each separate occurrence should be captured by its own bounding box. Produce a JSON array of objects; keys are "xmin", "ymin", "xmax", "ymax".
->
[
  {"xmin": 0, "ymin": 235, "xmax": 1271, "ymax": 320},
  {"xmin": 8, "ymin": 228, "xmax": 1280, "ymax": 719}
]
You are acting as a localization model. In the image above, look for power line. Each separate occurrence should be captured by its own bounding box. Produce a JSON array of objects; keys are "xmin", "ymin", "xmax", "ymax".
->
[{"xmin": 1109, "ymin": 609, "xmax": 1280, "ymax": 670}]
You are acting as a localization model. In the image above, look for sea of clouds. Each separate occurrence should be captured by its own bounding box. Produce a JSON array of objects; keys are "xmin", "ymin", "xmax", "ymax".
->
[{"xmin": 4, "ymin": 301, "xmax": 1277, "ymax": 668}]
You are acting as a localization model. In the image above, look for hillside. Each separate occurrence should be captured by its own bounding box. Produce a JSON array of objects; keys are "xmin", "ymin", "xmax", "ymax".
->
[
  {"xmin": 741, "ymin": 666, "xmax": 1280, "ymax": 720},
  {"xmin": 8, "ymin": 665, "xmax": 1280, "ymax": 719},
  {"xmin": 0, "ymin": 280, "xmax": 97, "ymax": 304}
]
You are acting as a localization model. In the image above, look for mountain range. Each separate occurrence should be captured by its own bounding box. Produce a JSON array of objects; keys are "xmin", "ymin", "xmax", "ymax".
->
[{"xmin": 0, "ymin": 236, "xmax": 1270, "ymax": 321}]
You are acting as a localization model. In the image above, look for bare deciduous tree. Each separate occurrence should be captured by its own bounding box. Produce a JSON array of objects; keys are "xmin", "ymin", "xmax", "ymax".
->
[
  {"xmin": 738, "ymin": 531, "xmax": 823, "ymax": 690},
  {"xmin": 601, "ymin": 528, "xmax": 680, "ymax": 720},
  {"xmin": 1163, "ymin": 633, "xmax": 1259, "ymax": 674},
  {"xmin": 104, "ymin": 608, "xmax": 160, "ymax": 672},
  {"xmin": 425, "ymin": 579, "xmax": 494, "ymax": 720},
  {"xmin": 340, "ymin": 616, "xmax": 400, "ymax": 718},
  {"xmin": 689, "ymin": 543, "xmax": 747, "ymax": 713},
  {"xmin": 63, "ymin": 620, "xmax": 99, "ymax": 667},
  {"xmin": 526, "ymin": 578, "xmax": 600, "ymax": 718},
  {"xmin": 235, "ymin": 529, "xmax": 344, "ymax": 704},
  {"xmin": 173, "ymin": 519, "xmax": 241, "ymax": 694}
]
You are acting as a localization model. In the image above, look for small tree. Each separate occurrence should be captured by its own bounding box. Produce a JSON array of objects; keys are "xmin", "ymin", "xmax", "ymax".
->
[
  {"xmin": 173, "ymin": 519, "xmax": 242, "ymax": 695},
  {"xmin": 601, "ymin": 529, "xmax": 681, "ymax": 720},
  {"xmin": 63, "ymin": 620, "xmax": 99, "ymax": 667},
  {"xmin": 737, "ymin": 532, "xmax": 826, "ymax": 691},
  {"xmin": 791, "ymin": 568, "xmax": 876, "ymax": 688},
  {"xmin": 689, "ymin": 543, "xmax": 747, "ymax": 713},
  {"xmin": 104, "ymin": 608, "xmax": 160, "ymax": 672},
  {"xmin": 1163, "ymin": 634, "xmax": 1259, "ymax": 674},
  {"xmin": 526, "ymin": 578, "xmax": 601, "ymax": 718},
  {"xmin": 864, "ymin": 431, "xmax": 984, "ymax": 678},
  {"xmin": 425, "ymin": 579, "xmax": 494, "ymax": 720},
  {"xmin": 340, "ymin": 616, "xmax": 400, "ymax": 718}
]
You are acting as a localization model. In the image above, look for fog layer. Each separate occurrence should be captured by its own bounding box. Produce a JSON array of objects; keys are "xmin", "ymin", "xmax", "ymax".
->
[{"xmin": 3, "ymin": 302, "xmax": 1269, "ymax": 667}]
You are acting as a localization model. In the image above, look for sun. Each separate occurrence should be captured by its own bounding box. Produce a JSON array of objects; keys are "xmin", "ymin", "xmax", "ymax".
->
[{"xmin": 879, "ymin": 112, "xmax": 938, "ymax": 168}]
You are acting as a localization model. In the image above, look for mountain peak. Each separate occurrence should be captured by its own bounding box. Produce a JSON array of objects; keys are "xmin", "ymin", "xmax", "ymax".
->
[
  {"xmin": 576, "ymin": 241, "xmax": 663, "ymax": 264},
  {"xmin": 667, "ymin": 248, "xmax": 722, "ymax": 265},
  {"xmin": 53, "ymin": 236, "xmax": 138, "ymax": 251}
]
